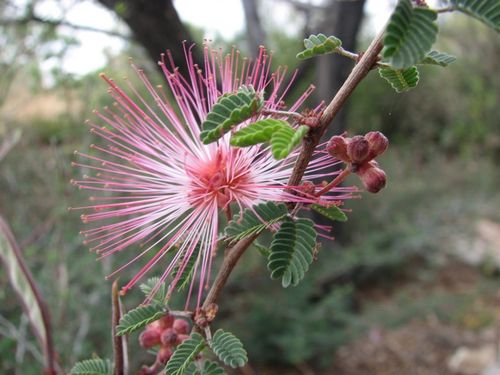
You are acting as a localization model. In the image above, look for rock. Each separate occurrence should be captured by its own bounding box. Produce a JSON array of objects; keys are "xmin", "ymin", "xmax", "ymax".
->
[{"xmin": 448, "ymin": 345, "xmax": 497, "ymax": 375}]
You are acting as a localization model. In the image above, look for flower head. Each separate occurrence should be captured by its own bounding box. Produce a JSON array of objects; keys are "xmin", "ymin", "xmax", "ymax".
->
[{"xmin": 71, "ymin": 44, "xmax": 353, "ymax": 308}]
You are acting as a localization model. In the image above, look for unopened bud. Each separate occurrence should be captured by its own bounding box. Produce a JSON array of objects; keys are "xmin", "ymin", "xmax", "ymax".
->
[
  {"xmin": 158, "ymin": 314, "xmax": 174, "ymax": 329},
  {"xmin": 365, "ymin": 131, "xmax": 388, "ymax": 158},
  {"xmin": 156, "ymin": 346, "xmax": 173, "ymax": 364},
  {"xmin": 299, "ymin": 181, "xmax": 315, "ymax": 196},
  {"xmin": 176, "ymin": 334, "xmax": 190, "ymax": 346},
  {"xmin": 326, "ymin": 135, "xmax": 349, "ymax": 161},
  {"xmin": 347, "ymin": 135, "xmax": 370, "ymax": 163},
  {"xmin": 173, "ymin": 319, "xmax": 190, "ymax": 334},
  {"xmin": 139, "ymin": 328, "xmax": 161, "ymax": 349},
  {"xmin": 357, "ymin": 161, "xmax": 387, "ymax": 193},
  {"xmin": 160, "ymin": 328, "xmax": 178, "ymax": 346}
]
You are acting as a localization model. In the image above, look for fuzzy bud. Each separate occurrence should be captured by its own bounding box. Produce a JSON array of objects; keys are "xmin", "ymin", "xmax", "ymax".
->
[
  {"xmin": 176, "ymin": 334, "xmax": 190, "ymax": 346},
  {"xmin": 326, "ymin": 136, "xmax": 349, "ymax": 162},
  {"xmin": 347, "ymin": 135, "xmax": 370, "ymax": 163},
  {"xmin": 160, "ymin": 328, "xmax": 178, "ymax": 346},
  {"xmin": 157, "ymin": 314, "xmax": 174, "ymax": 329},
  {"xmin": 173, "ymin": 319, "xmax": 190, "ymax": 335},
  {"xmin": 365, "ymin": 131, "xmax": 388, "ymax": 158},
  {"xmin": 139, "ymin": 328, "xmax": 161, "ymax": 349},
  {"xmin": 299, "ymin": 181, "xmax": 316, "ymax": 197},
  {"xmin": 357, "ymin": 161, "xmax": 387, "ymax": 193},
  {"xmin": 156, "ymin": 346, "xmax": 173, "ymax": 364}
]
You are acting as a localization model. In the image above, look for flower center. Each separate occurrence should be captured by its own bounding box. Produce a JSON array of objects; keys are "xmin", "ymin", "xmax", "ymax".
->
[{"xmin": 186, "ymin": 148, "xmax": 253, "ymax": 209}]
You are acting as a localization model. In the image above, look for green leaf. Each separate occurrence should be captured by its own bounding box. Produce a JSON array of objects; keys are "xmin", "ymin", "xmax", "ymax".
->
[
  {"xmin": 379, "ymin": 66, "xmax": 419, "ymax": 93},
  {"xmin": 296, "ymin": 33, "xmax": 342, "ymax": 59},
  {"xmin": 225, "ymin": 202, "xmax": 288, "ymax": 242},
  {"xmin": 230, "ymin": 118, "xmax": 287, "ymax": 147},
  {"xmin": 140, "ymin": 277, "xmax": 167, "ymax": 305},
  {"xmin": 268, "ymin": 217, "xmax": 317, "ymax": 287},
  {"xmin": 200, "ymin": 361, "xmax": 227, "ymax": 375},
  {"xmin": 209, "ymin": 329, "xmax": 248, "ymax": 368},
  {"xmin": 271, "ymin": 124, "xmax": 309, "ymax": 159},
  {"xmin": 201, "ymin": 85, "xmax": 263, "ymax": 144},
  {"xmin": 450, "ymin": 0, "xmax": 500, "ymax": 31},
  {"xmin": 70, "ymin": 358, "xmax": 112, "ymax": 375},
  {"xmin": 383, "ymin": 0, "xmax": 438, "ymax": 69},
  {"xmin": 311, "ymin": 204, "xmax": 348, "ymax": 222},
  {"xmin": 172, "ymin": 244, "xmax": 201, "ymax": 290},
  {"xmin": 420, "ymin": 50, "xmax": 456, "ymax": 66},
  {"xmin": 165, "ymin": 333, "xmax": 206, "ymax": 375},
  {"xmin": 253, "ymin": 242, "xmax": 271, "ymax": 258},
  {"xmin": 116, "ymin": 304, "xmax": 165, "ymax": 336}
]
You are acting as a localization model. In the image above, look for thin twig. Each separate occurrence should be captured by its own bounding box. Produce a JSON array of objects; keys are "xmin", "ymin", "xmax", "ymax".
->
[{"xmin": 112, "ymin": 280, "xmax": 127, "ymax": 375}]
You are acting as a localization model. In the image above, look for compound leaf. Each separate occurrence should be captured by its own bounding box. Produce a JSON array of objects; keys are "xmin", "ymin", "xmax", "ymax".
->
[
  {"xmin": 296, "ymin": 33, "xmax": 342, "ymax": 59},
  {"xmin": 230, "ymin": 118, "xmax": 287, "ymax": 147},
  {"xmin": 165, "ymin": 333, "xmax": 206, "ymax": 375},
  {"xmin": 311, "ymin": 204, "xmax": 347, "ymax": 222},
  {"xmin": 450, "ymin": 0, "xmax": 500, "ymax": 31},
  {"xmin": 268, "ymin": 217, "xmax": 317, "ymax": 287},
  {"xmin": 271, "ymin": 124, "xmax": 308, "ymax": 160},
  {"xmin": 420, "ymin": 50, "xmax": 456, "ymax": 66},
  {"xmin": 140, "ymin": 277, "xmax": 167, "ymax": 305},
  {"xmin": 70, "ymin": 358, "xmax": 112, "ymax": 375},
  {"xmin": 225, "ymin": 202, "xmax": 287, "ymax": 242},
  {"xmin": 209, "ymin": 329, "xmax": 248, "ymax": 368},
  {"xmin": 379, "ymin": 66, "xmax": 419, "ymax": 93},
  {"xmin": 201, "ymin": 85, "xmax": 263, "ymax": 144},
  {"xmin": 116, "ymin": 304, "xmax": 164, "ymax": 336},
  {"xmin": 383, "ymin": 0, "xmax": 438, "ymax": 69}
]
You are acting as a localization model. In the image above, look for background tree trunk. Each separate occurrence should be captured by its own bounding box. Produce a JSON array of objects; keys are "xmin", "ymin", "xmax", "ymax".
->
[{"xmin": 241, "ymin": 0, "xmax": 267, "ymax": 58}]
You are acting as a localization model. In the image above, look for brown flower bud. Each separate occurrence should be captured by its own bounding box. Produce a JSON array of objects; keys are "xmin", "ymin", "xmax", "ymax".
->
[
  {"xmin": 160, "ymin": 328, "xmax": 178, "ymax": 346},
  {"xmin": 156, "ymin": 346, "xmax": 173, "ymax": 364},
  {"xmin": 347, "ymin": 135, "xmax": 370, "ymax": 163},
  {"xmin": 173, "ymin": 319, "xmax": 190, "ymax": 334},
  {"xmin": 326, "ymin": 135, "xmax": 349, "ymax": 162},
  {"xmin": 365, "ymin": 131, "xmax": 388, "ymax": 158},
  {"xmin": 139, "ymin": 327, "xmax": 161, "ymax": 349},
  {"xmin": 357, "ymin": 161, "xmax": 387, "ymax": 193}
]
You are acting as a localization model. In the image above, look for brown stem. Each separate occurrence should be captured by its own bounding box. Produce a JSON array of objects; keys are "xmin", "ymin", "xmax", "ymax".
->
[
  {"xmin": 112, "ymin": 280, "xmax": 128, "ymax": 375},
  {"xmin": 314, "ymin": 167, "xmax": 351, "ymax": 197},
  {"xmin": 200, "ymin": 26, "xmax": 387, "ymax": 312},
  {"xmin": 0, "ymin": 215, "xmax": 57, "ymax": 375}
]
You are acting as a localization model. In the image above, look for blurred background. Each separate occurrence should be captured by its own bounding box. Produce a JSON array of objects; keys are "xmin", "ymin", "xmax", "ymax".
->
[{"xmin": 0, "ymin": 0, "xmax": 499, "ymax": 374}]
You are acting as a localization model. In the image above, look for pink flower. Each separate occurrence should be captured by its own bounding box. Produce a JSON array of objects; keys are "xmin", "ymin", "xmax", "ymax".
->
[{"xmin": 71, "ymin": 44, "xmax": 353, "ymax": 308}]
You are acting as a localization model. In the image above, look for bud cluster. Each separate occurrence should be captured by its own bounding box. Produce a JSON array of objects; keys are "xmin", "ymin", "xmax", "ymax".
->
[
  {"xmin": 138, "ymin": 314, "xmax": 190, "ymax": 374},
  {"xmin": 326, "ymin": 131, "xmax": 388, "ymax": 193}
]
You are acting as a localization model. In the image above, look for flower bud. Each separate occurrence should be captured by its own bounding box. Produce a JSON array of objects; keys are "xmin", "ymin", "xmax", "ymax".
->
[
  {"xmin": 347, "ymin": 135, "xmax": 370, "ymax": 163},
  {"xmin": 160, "ymin": 328, "xmax": 178, "ymax": 346},
  {"xmin": 365, "ymin": 131, "xmax": 388, "ymax": 158},
  {"xmin": 357, "ymin": 161, "xmax": 387, "ymax": 193},
  {"xmin": 139, "ymin": 328, "xmax": 161, "ymax": 349},
  {"xmin": 326, "ymin": 135, "xmax": 349, "ymax": 162},
  {"xmin": 173, "ymin": 319, "xmax": 190, "ymax": 334},
  {"xmin": 156, "ymin": 346, "xmax": 173, "ymax": 364},
  {"xmin": 176, "ymin": 334, "xmax": 190, "ymax": 346},
  {"xmin": 158, "ymin": 314, "xmax": 174, "ymax": 329}
]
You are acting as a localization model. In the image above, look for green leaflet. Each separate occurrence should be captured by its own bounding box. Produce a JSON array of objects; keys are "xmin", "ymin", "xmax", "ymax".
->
[
  {"xmin": 379, "ymin": 66, "xmax": 419, "ymax": 93},
  {"xmin": 165, "ymin": 333, "xmax": 206, "ymax": 375},
  {"xmin": 231, "ymin": 119, "xmax": 308, "ymax": 160},
  {"xmin": 383, "ymin": 0, "xmax": 438, "ymax": 69},
  {"xmin": 200, "ymin": 85, "xmax": 263, "ymax": 144},
  {"xmin": 450, "ymin": 0, "xmax": 500, "ymax": 32},
  {"xmin": 172, "ymin": 244, "xmax": 201, "ymax": 291},
  {"xmin": 296, "ymin": 33, "xmax": 342, "ymax": 59},
  {"xmin": 225, "ymin": 202, "xmax": 288, "ymax": 242},
  {"xmin": 116, "ymin": 304, "xmax": 165, "ymax": 336},
  {"xmin": 420, "ymin": 50, "xmax": 456, "ymax": 67},
  {"xmin": 140, "ymin": 277, "xmax": 167, "ymax": 305},
  {"xmin": 311, "ymin": 204, "xmax": 348, "ymax": 222},
  {"xmin": 70, "ymin": 358, "xmax": 112, "ymax": 375},
  {"xmin": 271, "ymin": 124, "xmax": 309, "ymax": 159},
  {"xmin": 199, "ymin": 361, "xmax": 227, "ymax": 375},
  {"xmin": 230, "ymin": 118, "xmax": 287, "ymax": 147},
  {"xmin": 209, "ymin": 329, "xmax": 248, "ymax": 368},
  {"xmin": 268, "ymin": 217, "xmax": 317, "ymax": 288}
]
